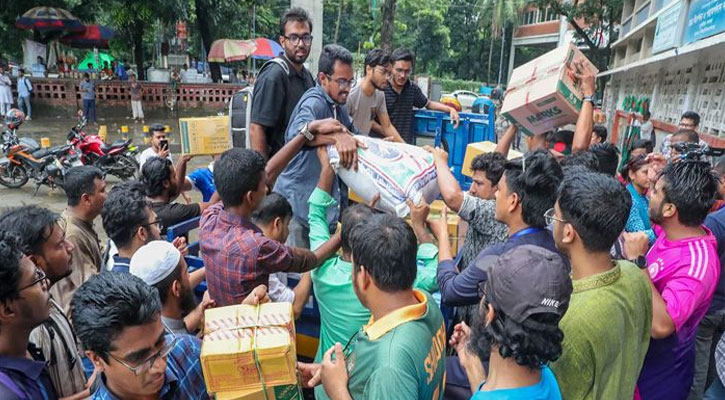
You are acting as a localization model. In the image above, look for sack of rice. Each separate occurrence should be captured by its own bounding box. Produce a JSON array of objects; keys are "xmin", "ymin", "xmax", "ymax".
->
[{"xmin": 326, "ymin": 136, "xmax": 439, "ymax": 217}]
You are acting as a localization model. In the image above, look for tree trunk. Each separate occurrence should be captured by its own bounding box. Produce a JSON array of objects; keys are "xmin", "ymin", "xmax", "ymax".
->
[
  {"xmin": 487, "ymin": 34, "xmax": 494, "ymax": 85},
  {"xmin": 334, "ymin": 0, "xmax": 344, "ymax": 43},
  {"xmin": 380, "ymin": 0, "xmax": 397, "ymax": 53},
  {"xmin": 132, "ymin": 22, "xmax": 145, "ymax": 81},
  {"xmin": 196, "ymin": 1, "xmax": 221, "ymax": 82}
]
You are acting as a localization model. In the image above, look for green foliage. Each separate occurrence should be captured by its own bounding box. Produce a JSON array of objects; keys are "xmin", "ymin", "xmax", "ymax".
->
[{"xmin": 438, "ymin": 78, "xmax": 487, "ymax": 93}]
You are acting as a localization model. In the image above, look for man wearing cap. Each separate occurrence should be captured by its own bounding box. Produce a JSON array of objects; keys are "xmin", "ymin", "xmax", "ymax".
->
[
  {"xmin": 298, "ymin": 214, "xmax": 446, "ymax": 399},
  {"xmin": 549, "ymin": 172, "xmax": 653, "ymax": 400},
  {"xmin": 129, "ymin": 241, "xmax": 210, "ymax": 336},
  {"xmin": 452, "ymin": 245, "xmax": 572, "ymax": 398}
]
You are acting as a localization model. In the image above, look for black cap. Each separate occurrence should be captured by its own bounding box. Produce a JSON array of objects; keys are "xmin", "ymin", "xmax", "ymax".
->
[
  {"xmin": 150, "ymin": 123, "xmax": 165, "ymax": 133},
  {"xmin": 483, "ymin": 245, "xmax": 572, "ymax": 330}
]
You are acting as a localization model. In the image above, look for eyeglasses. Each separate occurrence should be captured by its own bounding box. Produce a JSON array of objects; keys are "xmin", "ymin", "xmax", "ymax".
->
[
  {"xmin": 544, "ymin": 208, "xmax": 567, "ymax": 226},
  {"xmin": 19, "ymin": 267, "xmax": 49, "ymax": 292},
  {"xmin": 394, "ymin": 67, "xmax": 412, "ymax": 76},
  {"xmin": 106, "ymin": 335, "xmax": 179, "ymax": 376},
  {"xmin": 143, "ymin": 219, "xmax": 163, "ymax": 232},
  {"xmin": 284, "ymin": 34, "xmax": 313, "ymax": 46},
  {"xmin": 374, "ymin": 66, "xmax": 392, "ymax": 77},
  {"xmin": 325, "ymin": 74, "xmax": 355, "ymax": 90}
]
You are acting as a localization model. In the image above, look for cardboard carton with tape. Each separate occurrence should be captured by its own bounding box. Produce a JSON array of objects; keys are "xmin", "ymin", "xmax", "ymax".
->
[
  {"xmin": 179, "ymin": 116, "xmax": 232, "ymax": 155},
  {"xmin": 461, "ymin": 141, "xmax": 523, "ymax": 177},
  {"xmin": 501, "ymin": 43, "xmax": 598, "ymax": 137}
]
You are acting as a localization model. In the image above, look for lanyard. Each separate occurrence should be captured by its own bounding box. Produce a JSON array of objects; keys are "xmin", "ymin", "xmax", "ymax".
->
[{"xmin": 510, "ymin": 227, "xmax": 542, "ymax": 239}]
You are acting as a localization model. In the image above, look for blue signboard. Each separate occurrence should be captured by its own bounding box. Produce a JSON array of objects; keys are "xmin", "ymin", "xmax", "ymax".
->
[{"xmin": 684, "ymin": 0, "xmax": 725, "ymax": 43}]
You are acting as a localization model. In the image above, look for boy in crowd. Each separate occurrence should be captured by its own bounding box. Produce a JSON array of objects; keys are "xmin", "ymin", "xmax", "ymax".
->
[
  {"xmin": 345, "ymin": 48, "xmax": 403, "ymax": 142},
  {"xmin": 72, "ymin": 272, "xmax": 209, "ymax": 399},
  {"xmin": 454, "ymin": 245, "xmax": 572, "ymax": 399},
  {"xmin": 0, "ymin": 230, "xmax": 58, "ymax": 399},
  {"xmin": 250, "ymin": 192, "xmax": 313, "ymax": 319},
  {"xmin": 298, "ymin": 214, "xmax": 446, "ymax": 399},
  {"xmin": 627, "ymin": 161, "xmax": 720, "ymax": 399},
  {"xmin": 549, "ymin": 171, "xmax": 652, "ymax": 399}
]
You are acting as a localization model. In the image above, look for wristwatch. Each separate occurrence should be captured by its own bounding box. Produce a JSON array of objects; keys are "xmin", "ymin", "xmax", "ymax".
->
[
  {"xmin": 582, "ymin": 95, "xmax": 595, "ymax": 104},
  {"xmin": 299, "ymin": 123, "xmax": 314, "ymax": 141},
  {"xmin": 633, "ymin": 255, "xmax": 647, "ymax": 269}
]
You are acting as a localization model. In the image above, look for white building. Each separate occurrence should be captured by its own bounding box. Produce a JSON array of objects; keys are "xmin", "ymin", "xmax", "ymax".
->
[{"xmin": 601, "ymin": 0, "xmax": 725, "ymax": 147}]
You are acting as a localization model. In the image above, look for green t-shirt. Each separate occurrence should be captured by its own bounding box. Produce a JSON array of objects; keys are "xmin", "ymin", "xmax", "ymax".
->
[
  {"xmin": 550, "ymin": 261, "xmax": 652, "ymax": 400},
  {"xmin": 308, "ymin": 188, "xmax": 442, "ymax": 400},
  {"xmin": 345, "ymin": 290, "xmax": 446, "ymax": 400}
]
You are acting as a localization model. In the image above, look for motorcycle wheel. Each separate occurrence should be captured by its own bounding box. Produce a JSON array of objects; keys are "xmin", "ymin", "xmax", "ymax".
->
[
  {"xmin": 0, "ymin": 163, "xmax": 29, "ymax": 188},
  {"xmin": 112, "ymin": 154, "xmax": 140, "ymax": 181}
]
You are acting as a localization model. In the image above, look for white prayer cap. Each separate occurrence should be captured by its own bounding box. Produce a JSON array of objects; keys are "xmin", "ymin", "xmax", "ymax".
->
[{"xmin": 129, "ymin": 240, "xmax": 181, "ymax": 285}]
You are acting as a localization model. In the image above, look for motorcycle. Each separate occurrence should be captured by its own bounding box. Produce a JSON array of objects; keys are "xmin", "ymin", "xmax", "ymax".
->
[
  {"xmin": 67, "ymin": 116, "xmax": 140, "ymax": 180},
  {"xmin": 0, "ymin": 129, "xmax": 83, "ymax": 194}
]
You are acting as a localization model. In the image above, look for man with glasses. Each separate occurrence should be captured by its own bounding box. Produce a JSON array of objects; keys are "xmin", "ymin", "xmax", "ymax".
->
[
  {"xmin": 548, "ymin": 172, "xmax": 652, "ymax": 400},
  {"xmin": 274, "ymin": 44, "xmax": 362, "ymax": 249},
  {"xmin": 0, "ymin": 230, "xmax": 58, "ymax": 399},
  {"xmin": 659, "ymin": 111, "xmax": 708, "ymax": 160},
  {"xmin": 71, "ymin": 271, "xmax": 208, "ymax": 399},
  {"xmin": 250, "ymin": 7, "xmax": 316, "ymax": 158},
  {"xmin": 379, "ymin": 48, "xmax": 460, "ymax": 144},
  {"xmin": 0, "ymin": 206, "xmax": 91, "ymax": 399},
  {"xmin": 345, "ymin": 48, "xmax": 404, "ymax": 142}
]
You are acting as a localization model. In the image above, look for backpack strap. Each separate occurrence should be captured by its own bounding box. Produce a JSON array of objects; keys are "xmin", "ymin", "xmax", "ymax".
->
[{"xmin": 259, "ymin": 57, "xmax": 290, "ymax": 77}]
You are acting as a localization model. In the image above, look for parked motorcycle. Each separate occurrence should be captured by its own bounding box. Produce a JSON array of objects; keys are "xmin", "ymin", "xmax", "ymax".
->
[
  {"xmin": 67, "ymin": 116, "xmax": 139, "ymax": 180},
  {"xmin": 0, "ymin": 128, "xmax": 83, "ymax": 194}
]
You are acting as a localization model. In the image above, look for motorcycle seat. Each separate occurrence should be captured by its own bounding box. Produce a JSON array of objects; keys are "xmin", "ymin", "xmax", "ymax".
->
[{"xmin": 101, "ymin": 139, "xmax": 131, "ymax": 154}]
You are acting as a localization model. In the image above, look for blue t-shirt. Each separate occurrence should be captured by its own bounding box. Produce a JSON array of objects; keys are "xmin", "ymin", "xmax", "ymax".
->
[
  {"xmin": 438, "ymin": 228, "xmax": 569, "ymax": 306},
  {"xmin": 705, "ymin": 207, "xmax": 725, "ymax": 314},
  {"xmin": 188, "ymin": 167, "xmax": 215, "ymax": 202},
  {"xmin": 471, "ymin": 366, "xmax": 562, "ymax": 400}
]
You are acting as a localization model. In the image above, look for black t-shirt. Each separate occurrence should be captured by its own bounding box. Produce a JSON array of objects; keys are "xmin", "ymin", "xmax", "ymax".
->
[
  {"xmin": 384, "ymin": 80, "xmax": 429, "ymax": 144},
  {"xmin": 152, "ymin": 201, "xmax": 201, "ymax": 235},
  {"xmin": 250, "ymin": 56, "xmax": 315, "ymax": 157}
]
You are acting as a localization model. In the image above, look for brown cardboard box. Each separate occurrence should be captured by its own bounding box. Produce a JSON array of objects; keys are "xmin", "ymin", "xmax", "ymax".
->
[
  {"xmin": 501, "ymin": 43, "xmax": 599, "ymax": 136},
  {"xmin": 201, "ymin": 303, "xmax": 297, "ymax": 393},
  {"xmin": 461, "ymin": 141, "xmax": 523, "ymax": 177},
  {"xmin": 214, "ymin": 384, "xmax": 303, "ymax": 400},
  {"xmin": 179, "ymin": 116, "xmax": 232, "ymax": 155}
]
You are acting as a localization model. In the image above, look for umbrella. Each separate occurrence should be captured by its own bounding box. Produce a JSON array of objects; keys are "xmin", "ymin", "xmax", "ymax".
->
[
  {"xmin": 208, "ymin": 39, "xmax": 256, "ymax": 63},
  {"xmin": 61, "ymin": 25, "xmax": 114, "ymax": 49},
  {"xmin": 251, "ymin": 38, "xmax": 283, "ymax": 60},
  {"xmin": 78, "ymin": 51, "xmax": 115, "ymax": 70},
  {"xmin": 15, "ymin": 6, "xmax": 85, "ymax": 33}
]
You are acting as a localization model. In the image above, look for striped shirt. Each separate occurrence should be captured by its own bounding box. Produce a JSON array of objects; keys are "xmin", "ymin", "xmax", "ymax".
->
[
  {"xmin": 638, "ymin": 225, "xmax": 720, "ymax": 399},
  {"xmin": 92, "ymin": 334, "xmax": 208, "ymax": 399},
  {"xmin": 383, "ymin": 80, "xmax": 429, "ymax": 144},
  {"xmin": 28, "ymin": 298, "xmax": 86, "ymax": 398}
]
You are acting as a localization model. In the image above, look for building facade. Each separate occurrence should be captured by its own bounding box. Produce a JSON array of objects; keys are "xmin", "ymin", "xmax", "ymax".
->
[{"xmin": 602, "ymin": 0, "xmax": 725, "ymax": 146}]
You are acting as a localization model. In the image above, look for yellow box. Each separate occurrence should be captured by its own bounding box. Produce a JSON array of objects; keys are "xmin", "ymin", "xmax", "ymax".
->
[
  {"xmin": 215, "ymin": 384, "xmax": 302, "ymax": 400},
  {"xmin": 40, "ymin": 137, "xmax": 51, "ymax": 148},
  {"xmin": 461, "ymin": 141, "xmax": 523, "ymax": 177},
  {"xmin": 179, "ymin": 116, "xmax": 231, "ymax": 156},
  {"xmin": 121, "ymin": 125, "xmax": 129, "ymax": 133},
  {"xmin": 98, "ymin": 125, "xmax": 108, "ymax": 142},
  {"xmin": 202, "ymin": 303, "xmax": 297, "ymax": 393},
  {"xmin": 143, "ymin": 125, "xmax": 149, "ymax": 133}
]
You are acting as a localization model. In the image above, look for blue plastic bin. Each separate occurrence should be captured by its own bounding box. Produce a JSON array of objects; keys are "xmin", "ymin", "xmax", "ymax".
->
[{"xmin": 414, "ymin": 99, "xmax": 497, "ymax": 190}]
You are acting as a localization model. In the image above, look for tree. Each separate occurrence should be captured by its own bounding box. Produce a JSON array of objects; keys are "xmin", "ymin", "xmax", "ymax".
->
[
  {"xmin": 479, "ymin": 0, "xmax": 524, "ymax": 83},
  {"xmin": 380, "ymin": 0, "xmax": 397, "ymax": 52},
  {"xmin": 534, "ymin": 0, "xmax": 623, "ymax": 70},
  {"xmin": 109, "ymin": 0, "xmax": 156, "ymax": 80}
]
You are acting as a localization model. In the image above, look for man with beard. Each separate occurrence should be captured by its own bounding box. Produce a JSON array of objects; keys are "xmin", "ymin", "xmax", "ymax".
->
[
  {"xmin": 274, "ymin": 44, "xmax": 363, "ymax": 249},
  {"xmin": 345, "ymin": 49, "xmax": 403, "ymax": 142},
  {"xmin": 129, "ymin": 241, "xmax": 208, "ymax": 336},
  {"xmin": 627, "ymin": 161, "xmax": 720, "ymax": 399},
  {"xmin": 250, "ymin": 8, "xmax": 316, "ymax": 158},
  {"xmin": 0, "ymin": 206, "xmax": 89, "ymax": 399}
]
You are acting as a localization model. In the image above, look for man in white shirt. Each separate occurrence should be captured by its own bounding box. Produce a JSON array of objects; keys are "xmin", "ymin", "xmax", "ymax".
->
[
  {"xmin": 641, "ymin": 111, "xmax": 654, "ymax": 147},
  {"xmin": 138, "ymin": 124, "xmax": 172, "ymax": 169},
  {"xmin": 345, "ymin": 49, "xmax": 403, "ymax": 142}
]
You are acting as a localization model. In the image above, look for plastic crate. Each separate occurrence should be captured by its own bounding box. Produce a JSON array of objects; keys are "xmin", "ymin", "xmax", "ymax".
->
[{"xmin": 414, "ymin": 100, "xmax": 497, "ymax": 190}]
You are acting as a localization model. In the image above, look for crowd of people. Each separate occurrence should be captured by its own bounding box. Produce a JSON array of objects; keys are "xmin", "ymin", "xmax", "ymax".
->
[{"xmin": 1, "ymin": 6, "xmax": 725, "ymax": 400}]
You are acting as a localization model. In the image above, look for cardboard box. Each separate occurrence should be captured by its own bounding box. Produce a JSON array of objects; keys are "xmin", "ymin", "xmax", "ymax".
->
[
  {"xmin": 462, "ymin": 141, "xmax": 523, "ymax": 177},
  {"xmin": 179, "ymin": 116, "xmax": 232, "ymax": 155},
  {"xmin": 501, "ymin": 43, "xmax": 599, "ymax": 136},
  {"xmin": 215, "ymin": 384, "xmax": 303, "ymax": 400},
  {"xmin": 201, "ymin": 303, "xmax": 297, "ymax": 393},
  {"xmin": 405, "ymin": 200, "xmax": 461, "ymax": 257}
]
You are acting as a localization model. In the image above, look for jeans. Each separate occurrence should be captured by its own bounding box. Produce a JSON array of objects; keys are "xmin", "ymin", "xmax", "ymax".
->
[
  {"xmin": 82, "ymin": 98, "xmax": 96, "ymax": 122},
  {"xmin": 689, "ymin": 311, "xmax": 725, "ymax": 400},
  {"xmin": 18, "ymin": 96, "xmax": 31, "ymax": 118},
  {"xmin": 704, "ymin": 378, "xmax": 725, "ymax": 400},
  {"xmin": 285, "ymin": 217, "xmax": 310, "ymax": 249}
]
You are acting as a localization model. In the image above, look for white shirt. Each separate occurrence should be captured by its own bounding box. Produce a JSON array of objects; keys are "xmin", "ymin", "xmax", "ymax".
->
[
  {"xmin": 138, "ymin": 147, "xmax": 173, "ymax": 170},
  {"xmin": 268, "ymin": 272, "xmax": 295, "ymax": 303}
]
